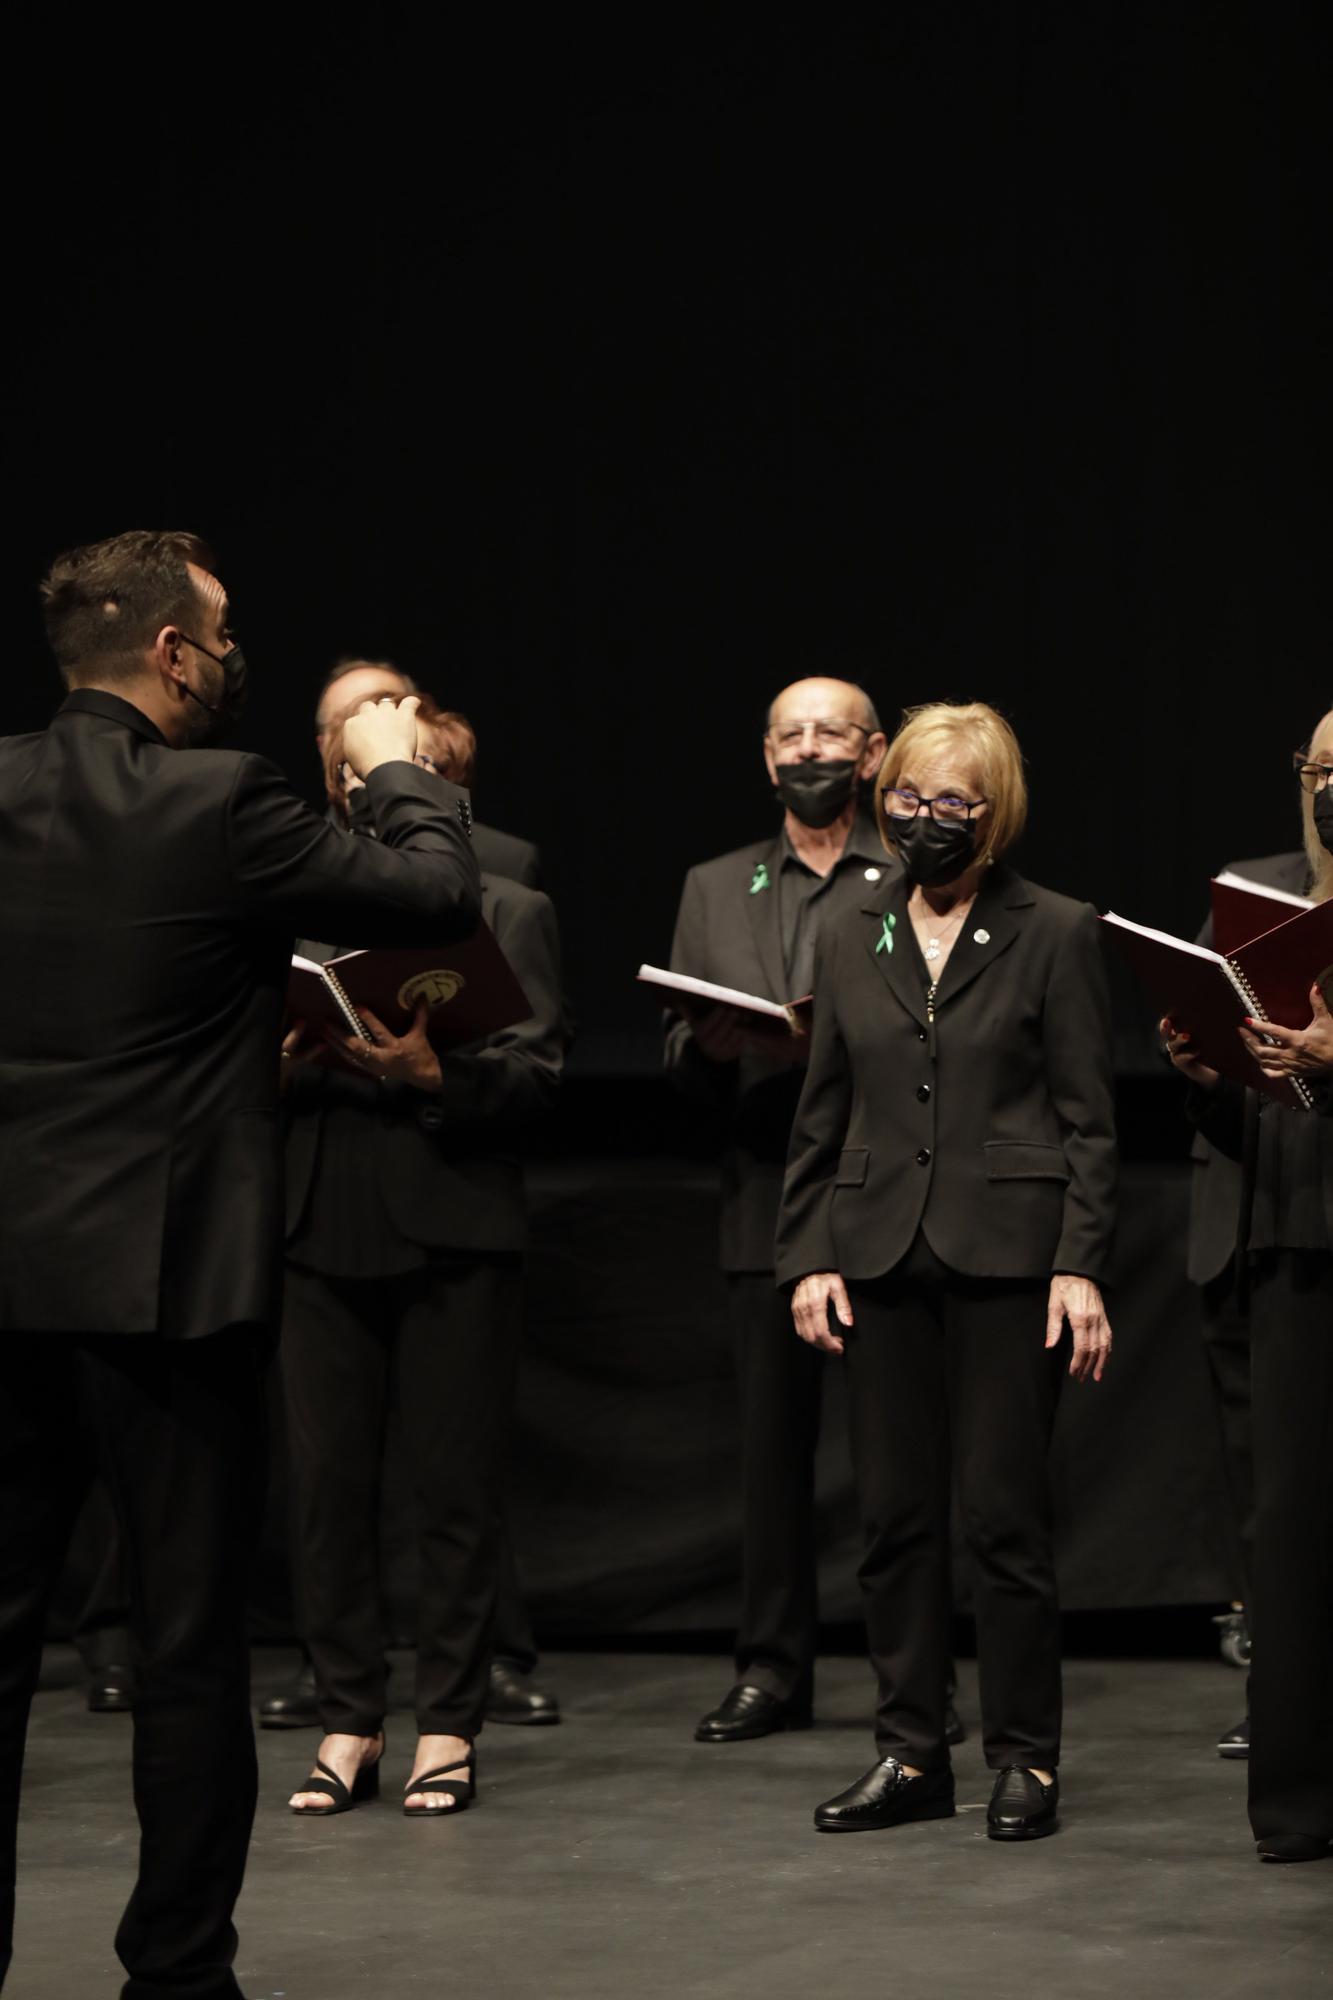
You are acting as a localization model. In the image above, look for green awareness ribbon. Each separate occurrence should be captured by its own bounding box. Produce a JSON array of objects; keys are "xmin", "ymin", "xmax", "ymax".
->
[
  {"xmin": 750, "ymin": 862, "xmax": 770, "ymax": 895},
  {"xmin": 875, "ymin": 912, "xmax": 896, "ymax": 955}
]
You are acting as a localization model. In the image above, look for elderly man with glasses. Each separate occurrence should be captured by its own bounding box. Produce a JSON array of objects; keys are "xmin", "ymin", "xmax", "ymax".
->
[{"xmin": 666, "ymin": 678, "xmax": 904, "ymax": 1744}]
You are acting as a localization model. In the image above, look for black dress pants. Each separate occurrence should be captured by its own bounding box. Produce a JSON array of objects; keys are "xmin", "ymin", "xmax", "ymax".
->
[
  {"xmin": 1198, "ymin": 1263, "xmax": 1255, "ymax": 1606},
  {"xmin": 0, "ymin": 1332, "xmax": 264, "ymax": 2000},
  {"xmin": 729, "ymin": 1272, "xmax": 825, "ymax": 1703},
  {"xmin": 282, "ymin": 1258, "xmax": 519, "ymax": 1740},
  {"xmin": 844, "ymin": 1238, "xmax": 1063, "ymax": 1772},
  {"xmin": 1246, "ymin": 1251, "xmax": 1333, "ymax": 1842}
]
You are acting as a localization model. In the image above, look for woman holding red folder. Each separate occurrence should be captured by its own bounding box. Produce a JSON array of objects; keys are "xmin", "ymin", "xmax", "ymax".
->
[{"xmin": 1165, "ymin": 702, "xmax": 1333, "ymax": 1862}]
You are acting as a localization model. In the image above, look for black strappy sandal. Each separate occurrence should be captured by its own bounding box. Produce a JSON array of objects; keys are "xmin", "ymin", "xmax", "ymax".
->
[
  {"xmin": 289, "ymin": 1753, "xmax": 382, "ymax": 1816},
  {"xmin": 403, "ymin": 1746, "xmax": 477, "ymax": 1818}
]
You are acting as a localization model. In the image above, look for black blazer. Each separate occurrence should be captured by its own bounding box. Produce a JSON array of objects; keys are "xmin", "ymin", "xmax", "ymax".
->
[
  {"xmin": 1186, "ymin": 850, "xmax": 1312, "ymax": 1285},
  {"xmin": 283, "ymin": 873, "xmax": 564, "ymax": 1257},
  {"xmin": 775, "ymin": 863, "xmax": 1117, "ymax": 1288},
  {"xmin": 0, "ymin": 690, "xmax": 481, "ymax": 1339},
  {"xmin": 665, "ymin": 818, "xmax": 898, "ymax": 1272}
]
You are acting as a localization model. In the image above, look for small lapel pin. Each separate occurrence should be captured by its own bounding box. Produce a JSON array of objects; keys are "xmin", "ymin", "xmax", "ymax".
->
[
  {"xmin": 750, "ymin": 862, "xmax": 770, "ymax": 895},
  {"xmin": 864, "ymin": 866, "xmax": 882, "ymax": 882},
  {"xmin": 973, "ymin": 928, "xmax": 990, "ymax": 945},
  {"xmin": 875, "ymin": 913, "xmax": 896, "ymax": 955}
]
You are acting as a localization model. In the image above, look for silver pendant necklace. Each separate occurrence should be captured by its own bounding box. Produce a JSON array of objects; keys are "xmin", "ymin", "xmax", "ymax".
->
[{"xmin": 917, "ymin": 895, "xmax": 973, "ymax": 963}]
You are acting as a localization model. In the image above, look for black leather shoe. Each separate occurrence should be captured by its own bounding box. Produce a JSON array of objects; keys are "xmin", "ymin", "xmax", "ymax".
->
[
  {"xmin": 1257, "ymin": 1833, "xmax": 1333, "ymax": 1863},
  {"xmin": 87, "ymin": 1665, "xmax": 135, "ymax": 1714},
  {"xmin": 945, "ymin": 1698, "xmax": 966, "ymax": 1746},
  {"xmin": 259, "ymin": 1659, "xmax": 320, "ymax": 1730},
  {"xmin": 814, "ymin": 1758, "xmax": 955, "ymax": 1832},
  {"xmin": 695, "ymin": 1684, "xmax": 813, "ymax": 1743},
  {"xmin": 487, "ymin": 1660, "xmax": 562, "ymax": 1725},
  {"xmin": 1218, "ymin": 1715, "xmax": 1249, "ymax": 1759},
  {"xmin": 987, "ymin": 1767, "xmax": 1059, "ymax": 1840}
]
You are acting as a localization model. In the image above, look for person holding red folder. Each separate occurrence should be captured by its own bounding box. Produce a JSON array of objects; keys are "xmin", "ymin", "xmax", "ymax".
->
[{"xmin": 1165, "ymin": 704, "xmax": 1333, "ymax": 1862}]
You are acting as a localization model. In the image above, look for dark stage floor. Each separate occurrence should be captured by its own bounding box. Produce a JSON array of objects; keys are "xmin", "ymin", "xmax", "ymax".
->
[{"xmin": 11, "ymin": 1646, "xmax": 1332, "ymax": 1998}]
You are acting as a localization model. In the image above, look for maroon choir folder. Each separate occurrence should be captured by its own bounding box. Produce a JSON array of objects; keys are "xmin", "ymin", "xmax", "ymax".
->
[
  {"xmin": 1209, "ymin": 870, "xmax": 1314, "ymax": 958},
  {"xmin": 288, "ymin": 924, "xmax": 532, "ymax": 1064},
  {"xmin": 636, "ymin": 964, "xmax": 813, "ymax": 1049},
  {"xmin": 1104, "ymin": 899, "xmax": 1333, "ymax": 1111}
]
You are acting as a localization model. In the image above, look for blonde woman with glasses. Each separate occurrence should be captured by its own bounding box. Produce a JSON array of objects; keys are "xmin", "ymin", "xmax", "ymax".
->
[{"xmin": 776, "ymin": 700, "xmax": 1116, "ymax": 1843}]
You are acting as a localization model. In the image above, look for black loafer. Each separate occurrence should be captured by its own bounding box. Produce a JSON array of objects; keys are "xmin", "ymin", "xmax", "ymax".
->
[
  {"xmin": 87, "ymin": 1665, "xmax": 135, "ymax": 1714},
  {"xmin": 1217, "ymin": 1716, "xmax": 1249, "ymax": 1760},
  {"xmin": 487, "ymin": 1660, "xmax": 562, "ymax": 1726},
  {"xmin": 814, "ymin": 1758, "xmax": 955, "ymax": 1832},
  {"xmin": 259, "ymin": 1659, "xmax": 320, "ymax": 1730},
  {"xmin": 987, "ymin": 1766, "xmax": 1059, "ymax": 1840},
  {"xmin": 1257, "ymin": 1833, "xmax": 1333, "ymax": 1863},
  {"xmin": 695, "ymin": 1684, "xmax": 813, "ymax": 1744}
]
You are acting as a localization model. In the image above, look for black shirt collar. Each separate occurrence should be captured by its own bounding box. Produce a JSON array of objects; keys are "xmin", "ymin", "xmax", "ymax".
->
[
  {"xmin": 58, "ymin": 688, "xmax": 169, "ymax": 747},
  {"xmin": 780, "ymin": 808, "xmax": 885, "ymax": 875}
]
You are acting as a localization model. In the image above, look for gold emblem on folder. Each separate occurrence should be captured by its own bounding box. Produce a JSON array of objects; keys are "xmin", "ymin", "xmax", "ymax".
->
[{"xmin": 398, "ymin": 969, "xmax": 466, "ymax": 1010}]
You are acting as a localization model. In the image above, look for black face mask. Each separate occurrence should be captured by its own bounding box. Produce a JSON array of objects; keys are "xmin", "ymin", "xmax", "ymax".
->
[
  {"xmin": 773, "ymin": 758, "xmax": 858, "ymax": 829},
  {"xmin": 890, "ymin": 814, "xmax": 978, "ymax": 887},
  {"xmin": 1315, "ymin": 785, "xmax": 1333, "ymax": 856},
  {"xmin": 179, "ymin": 633, "xmax": 248, "ymax": 730}
]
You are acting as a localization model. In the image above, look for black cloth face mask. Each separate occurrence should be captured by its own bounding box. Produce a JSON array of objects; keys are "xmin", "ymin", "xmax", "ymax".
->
[
  {"xmin": 179, "ymin": 633, "xmax": 248, "ymax": 728},
  {"xmin": 1314, "ymin": 783, "xmax": 1333, "ymax": 855},
  {"xmin": 773, "ymin": 758, "xmax": 859, "ymax": 828},
  {"xmin": 890, "ymin": 813, "xmax": 978, "ymax": 887}
]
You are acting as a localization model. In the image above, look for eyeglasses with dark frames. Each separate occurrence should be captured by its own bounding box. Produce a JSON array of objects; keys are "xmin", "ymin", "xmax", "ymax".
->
[
  {"xmin": 881, "ymin": 787, "xmax": 987, "ymax": 824},
  {"xmin": 1293, "ymin": 752, "xmax": 1333, "ymax": 794}
]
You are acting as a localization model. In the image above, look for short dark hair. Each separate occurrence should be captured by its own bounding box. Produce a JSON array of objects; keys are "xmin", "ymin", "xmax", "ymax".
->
[
  {"xmin": 315, "ymin": 656, "xmax": 418, "ymax": 725},
  {"xmin": 40, "ymin": 529, "xmax": 217, "ymax": 686}
]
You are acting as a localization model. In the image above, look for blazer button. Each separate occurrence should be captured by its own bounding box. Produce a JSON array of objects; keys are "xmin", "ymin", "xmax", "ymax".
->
[
  {"xmin": 917, "ymin": 1028, "xmax": 928, "ymax": 1042},
  {"xmin": 916, "ymin": 1083, "xmax": 931, "ymax": 1102},
  {"xmin": 916, "ymin": 1147, "xmax": 931, "ymax": 1166}
]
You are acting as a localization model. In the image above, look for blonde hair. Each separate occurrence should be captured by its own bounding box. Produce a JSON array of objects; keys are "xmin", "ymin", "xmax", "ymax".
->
[
  {"xmin": 874, "ymin": 701, "xmax": 1027, "ymax": 868},
  {"xmin": 1302, "ymin": 708, "xmax": 1333, "ymax": 903}
]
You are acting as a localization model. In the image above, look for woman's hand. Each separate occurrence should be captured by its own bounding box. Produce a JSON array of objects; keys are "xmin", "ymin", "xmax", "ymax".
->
[
  {"xmin": 328, "ymin": 999, "xmax": 443, "ymax": 1092},
  {"xmin": 791, "ymin": 1272, "xmax": 853, "ymax": 1355},
  {"xmin": 1046, "ymin": 1275, "xmax": 1113, "ymax": 1383},
  {"xmin": 1238, "ymin": 984, "xmax": 1333, "ymax": 1081},
  {"xmin": 1160, "ymin": 1015, "xmax": 1219, "ymax": 1089}
]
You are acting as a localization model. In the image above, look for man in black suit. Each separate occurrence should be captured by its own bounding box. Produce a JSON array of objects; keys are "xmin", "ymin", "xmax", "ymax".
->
[
  {"xmin": 0, "ymin": 530, "xmax": 480, "ymax": 1998},
  {"xmin": 1189, "ymin": 847, "xmax": 1311, "ymax": 1761},
  {"xmin": 666, "ymin": 677, "xmax": 894, "ymax": 1742},
  {"xmin": 256, "ymin": 659, "xmax": 557, "ymax": 1731}
]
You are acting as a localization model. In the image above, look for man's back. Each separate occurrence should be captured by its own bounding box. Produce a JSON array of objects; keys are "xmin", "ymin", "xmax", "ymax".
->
[{"xmin": 0, "ymin": 690, "xmax": 480, "ymax": 1336}]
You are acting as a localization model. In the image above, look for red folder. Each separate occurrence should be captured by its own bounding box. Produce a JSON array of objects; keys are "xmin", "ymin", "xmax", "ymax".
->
[
  {"xmin": 1103, "ymin": 903, "xmax": 1333, "ymax": 1111},
  {"xmin": 288, "ymin": 924, "xmax": 532, "ymax": 1064},
  {"xmin": 636, "ymin": 964, "xmax": 813, "ymax": 1055},
  {"xmin": 1209, "ymin": 871, "xmax": 1314, "ymax": 958}
]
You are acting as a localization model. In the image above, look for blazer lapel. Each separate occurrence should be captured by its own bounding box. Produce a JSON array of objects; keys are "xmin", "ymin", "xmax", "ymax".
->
[
  {"xmin": 929, "ymin": 865, "xmax": 1033, "ymax": 1011},
  {"xmin": 744, "ymin": 834, "xmax": 789, "ymax": 1001},
  {"xmin": 862, "ymin": 874, "xmax": 929, "ymax": 1028}
]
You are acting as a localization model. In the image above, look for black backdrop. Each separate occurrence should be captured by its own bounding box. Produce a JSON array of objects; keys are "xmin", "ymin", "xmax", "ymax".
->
[
  {"xmin": 10, "ymin": 7, "xmax": 1331, "ymax": 1070},
  {"xmin": 12, "ymin": 8, "xmax": 1333, "ymax": 1631}
]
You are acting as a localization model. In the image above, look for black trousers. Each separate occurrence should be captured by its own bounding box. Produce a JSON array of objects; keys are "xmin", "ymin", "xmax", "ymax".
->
[
  {"xmin": 1246, "ymin": 1251, "xmax": 1333, "ymax": 1841},
  {"xmin": 282, "ymin": 1258, "xmax": 519, "ymax": 1739},
  {"xmin": 0, "ymin": 1333, "xmax": 264, "ymax": 2000},
  {"xmin": 1199, "ymin": 1264, "xmax": 1255, "ymax": 1607},
  {"xmin": 729, "ymin": 1272, "xmax": 825, "ymax": 1703},
  {"xmin": 845, "ymin": 1238, "xmax": 1063, "ymax": 1771}
]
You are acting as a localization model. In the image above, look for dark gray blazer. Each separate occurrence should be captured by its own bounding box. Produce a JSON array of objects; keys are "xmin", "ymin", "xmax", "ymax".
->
[
  {"xmin": 473, "ymin": 822, "xmax": 540, "ymax": 889},
  {"xmin": 0, "ymin": 690, "xmax": 480, "ymax": 1338},
  {"xmin": 665, "ymin": 818, "xmax": 898, "ymax": 1272},
  {"xmin": 775, "ymin": 863, "xmax": 1117, "ymax": 1288},
  {"xmin": 1186, "ymin": 849, "xmax": 1313, "ymax": 1285}
]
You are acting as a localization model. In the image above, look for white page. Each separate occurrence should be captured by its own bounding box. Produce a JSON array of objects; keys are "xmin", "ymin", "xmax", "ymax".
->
[{"xmin": 637, "ymin": 964, "xmax": 790, "ymax": 1020}]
